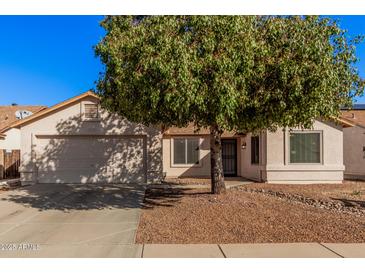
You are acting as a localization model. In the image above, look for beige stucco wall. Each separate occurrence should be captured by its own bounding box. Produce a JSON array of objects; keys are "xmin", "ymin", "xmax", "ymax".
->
[
  {"xmin": 343, "ymin": 125, "xmax": 365, "ymax": 180},
  {"xmin": 0, "ymin": 128, "xmax": 21, "ymax": 150},
  {"xmin": 264, "ymin": 120, "xmax": 344, "ymax": 183},
  {"xmin": 19, "ymin": 95, "xmax": 162, "ymax": 184},
  {"xmin": 240, "ymin": 132, "xmax": 266, "ymax": 182},
  {"xmin": 163, "ymin": 135, "xmax": 242, "ymax": 178},
  {"xmin": 162, "ymin": 120, "xmax": 344, "ymax": 183}
]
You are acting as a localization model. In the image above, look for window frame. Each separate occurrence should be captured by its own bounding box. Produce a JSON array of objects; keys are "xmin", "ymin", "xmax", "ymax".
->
[
  {"xmin": 171, "ymin": 137, "xmax": 202, "ymax": 167},
  {"xmin": 251, "ymin": 135, "xmax": 260, "ymax": 165},
  {"xmin": 287, "ymin": 130, "xmax": 323, "ymax": 165},
  {"xmin": 81, "ymin": 102, "xmax": 100, "ymax": 121}
]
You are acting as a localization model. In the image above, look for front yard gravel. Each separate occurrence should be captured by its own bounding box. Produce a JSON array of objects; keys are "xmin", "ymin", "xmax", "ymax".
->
[
  {"xmin": 136, "ymin": 186, "xmax": 365, "ymax": 244},
  {"xmin": 238, "ymin": 186, "xmax": 365, "ymax": 217}
]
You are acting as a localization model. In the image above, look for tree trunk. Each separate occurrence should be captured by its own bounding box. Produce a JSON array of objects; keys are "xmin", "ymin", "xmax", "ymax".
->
[{"xmin": 210, "ymin": 125, "xmax": 226, "ymax": 194}]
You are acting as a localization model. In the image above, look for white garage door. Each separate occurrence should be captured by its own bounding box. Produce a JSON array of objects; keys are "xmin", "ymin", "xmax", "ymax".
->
[{"xmin": 34, "ymin": 136, "xmax": 146, "ymax": 184}]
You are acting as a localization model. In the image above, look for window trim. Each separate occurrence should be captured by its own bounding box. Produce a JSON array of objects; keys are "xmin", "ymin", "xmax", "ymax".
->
[
  {"xmin": 81, "ymin": 102, "xmax": 101, "ymax": 121},
  {"xmin": 251, "ymin": 135, "xmax": 260, "ymax": 165},
  {"xmin": 287, "ymin": 130, "xmax": 323, "ymax": 165},
  {"xmin": 171, "ymin": 137, "xmax": 202, "ymax": 167}
]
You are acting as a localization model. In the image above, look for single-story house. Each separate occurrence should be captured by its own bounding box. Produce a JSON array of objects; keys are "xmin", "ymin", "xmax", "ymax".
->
[
  {"xmin": 341, "ymin": 105, "xmax": 365, "ymax": 180},
  {"xmin": 163, "ymin": 120, "xmax": 352, "ymax": 184},
  {"xmin": 0, "ymin": 105, "xmax": 45, "ymax": 179},
  {"xmin": 10, "ymin": 91, "xmax": 353, "ymax": 185}
]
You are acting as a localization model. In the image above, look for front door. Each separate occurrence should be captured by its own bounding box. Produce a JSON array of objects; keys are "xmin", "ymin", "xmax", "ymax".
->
[{"xmin": 221, "ymin": 139, "xmax": 237, "ymax": 177}]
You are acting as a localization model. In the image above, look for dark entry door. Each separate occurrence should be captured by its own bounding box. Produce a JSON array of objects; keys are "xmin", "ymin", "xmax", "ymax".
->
[{"xmin": 221, "ymin": 139, "xmax": 237, "ymax": 176}]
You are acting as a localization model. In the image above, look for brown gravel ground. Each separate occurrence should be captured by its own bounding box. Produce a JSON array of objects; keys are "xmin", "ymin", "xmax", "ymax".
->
[
  {"xmin": 136, "ymin": 187, "xmax": 365, "ymax": 244},
  {"xmin": 0, "ymin": 186, "xmax": 9, "ymax": 192},
  {"xmin": 242, "ymin": 181, "xmax": 365, "ymax": 202},
  {"xmin": 163, "ymin": 177, "xmax": 254, "ymax": 185},
  {"xmin": 163, "ymin": 177, "xmax": 212, "ymax": 185}
]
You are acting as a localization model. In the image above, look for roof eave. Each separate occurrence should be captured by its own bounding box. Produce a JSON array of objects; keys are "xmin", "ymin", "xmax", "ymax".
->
[
  {"xmin": 10, "ymin": 90, "xmax": 98, "ymax": 129},
  {"xmin": 334, "ymin": 117, "xmax": 355, "ymax": 128}
]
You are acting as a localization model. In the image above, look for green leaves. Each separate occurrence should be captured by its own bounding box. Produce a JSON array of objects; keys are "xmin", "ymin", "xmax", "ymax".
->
[{"xmin": 95, "ymin": 16, "xmax": 364, "ymax": 132}]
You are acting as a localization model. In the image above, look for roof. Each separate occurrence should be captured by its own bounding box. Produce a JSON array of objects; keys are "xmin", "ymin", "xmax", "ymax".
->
[
  {"xmin": 333, "ymin": 117, "xmax": 355, "ymax": 128},
  {"xmin": 10, "ymin": 91, "xmax": 98, "ymax": 129},
  {"xmin": 164, "ymin": 124, "xmax": 210, "ymax": 135},
  {"xmin": 163, "ymin": 123, "xmax": 244, "ymax": 137},
  {"xmin": 340, "ymin": 109, "xmax": 365, "ymax": 128},
  {"xmin": 5, "ymin": 90, "xmax": 354, "ymax": 132},
  {"xmin": 0, "ymin": 105, "xmax": 46, "ymax": 133},
  {"xmin": 164, "ymin": 118, "xmax": 354, "ymax": 136}
]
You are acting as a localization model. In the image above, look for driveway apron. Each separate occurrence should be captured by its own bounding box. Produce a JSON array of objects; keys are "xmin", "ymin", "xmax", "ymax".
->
[{"xmin": 0, "ymin": 183, "xmax": 145, "ymax": 257}]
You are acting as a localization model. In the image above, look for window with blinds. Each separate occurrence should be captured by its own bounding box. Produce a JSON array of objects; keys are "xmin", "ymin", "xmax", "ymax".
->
[
  {"xmin": 173, "ymin": 138, "xmax": 200, "ymax": 165},
  {"xmin": 289, "ymin": 132, "xmax": 321, "ymax": 164},
  {"xmin": 84, "ymin": 104, "xmax": 99, "ymax": 119}
]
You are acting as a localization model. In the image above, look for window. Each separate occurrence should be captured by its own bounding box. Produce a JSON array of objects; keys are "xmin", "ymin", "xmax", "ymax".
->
[
  {"xmin": 173, "ymin": 138, "xmax": 200, "ymax": 165},
  {"xmin": 251, "ymin": 136, "xmax": 260, "ymax": 164},
  {"xmin": 84, "ymin": 104, "xmax": 99, "ymax": 119},
  {"xmin": 289, "ymin": 132, "xmax": 321, "ymax": 164}
]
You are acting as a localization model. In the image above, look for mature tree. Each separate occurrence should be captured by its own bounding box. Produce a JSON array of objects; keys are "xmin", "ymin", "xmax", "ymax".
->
[{"xmin": 95, "ymin": 16, "xmax": 364, "ymax": 194}]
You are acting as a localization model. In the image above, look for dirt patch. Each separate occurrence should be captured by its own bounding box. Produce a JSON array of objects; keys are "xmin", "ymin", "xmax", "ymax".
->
[{"xmin": 136, "ymin": 187, "xmax": 365, "ymax": 244}]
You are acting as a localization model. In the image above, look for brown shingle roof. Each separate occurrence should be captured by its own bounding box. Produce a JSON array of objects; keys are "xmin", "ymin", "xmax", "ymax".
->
[
  {"xmin": 0, "ymin": 105, "xmax": 46, "ymax": 132},
  {"xmin": 164, "ymin": 118, "xmax": 354, "ymax": 136},
  {"xmin": 163, "ymin": 123, "xmax": 243, "ymax": 137},
  {"xmin": 341, "ymin": 109, "xmax": 365, "ymax": 128},
  {"xmin": 341, "ymin": 109, "xmax": 365, "ymax": 127}
]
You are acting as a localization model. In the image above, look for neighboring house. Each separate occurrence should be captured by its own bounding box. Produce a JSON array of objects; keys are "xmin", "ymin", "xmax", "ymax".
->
[
  {"xmin": 341, "ymin": 105, "xmax": 365, "ymax": 180},
  {"xmin": 0, "ymin": 105, "xmax": 46, "ymax": 179},
  {"xmin": 9, "ymin": 91, "xmax": 352, "ymax": 185}
]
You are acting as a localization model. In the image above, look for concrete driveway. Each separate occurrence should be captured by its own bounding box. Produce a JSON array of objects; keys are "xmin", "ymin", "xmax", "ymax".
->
[{"xmin": 0, "ymin": 183, "xmax": 145, "ymax": 258}]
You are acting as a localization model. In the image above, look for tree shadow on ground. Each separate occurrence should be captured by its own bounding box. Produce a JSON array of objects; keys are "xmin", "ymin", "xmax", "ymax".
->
[
  {"xmin": 0, "ymin": 183, "xmax": 146, "ymax": 211},
  {"xmin": 331, "ymin": 197, "xmax": 365, "ymax": 209},
  {"xmin": 142, "ymin": 187, "xmax": 210, "ymax": 209}
]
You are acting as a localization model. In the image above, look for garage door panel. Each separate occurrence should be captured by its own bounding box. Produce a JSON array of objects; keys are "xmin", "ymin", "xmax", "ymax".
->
[
  {"xmin": 37, "ymin": 157, "xmax": 115, "ymax": 170},
  {"xmin": 34, "ymin": 136, "xmax": 145, "ymax": 184},
  {"xmin": 37, "ymin": 170, "xmax": 115, "ymax": 184}
]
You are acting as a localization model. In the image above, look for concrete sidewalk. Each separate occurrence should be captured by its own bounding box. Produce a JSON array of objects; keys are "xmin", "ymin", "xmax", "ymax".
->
[
  {"xmin": 1, "ymin": 243, "xmax": 365, "ymax": 258},
  {"xmin": 141, "ymin": 243, "xmax": 365, "ymax": 258}
]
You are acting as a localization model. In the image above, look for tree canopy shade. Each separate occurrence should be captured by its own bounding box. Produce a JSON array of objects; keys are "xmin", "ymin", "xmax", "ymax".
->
[{"xmin": 95, "ymin": 16, "xmax": 364, "ymax": 193}]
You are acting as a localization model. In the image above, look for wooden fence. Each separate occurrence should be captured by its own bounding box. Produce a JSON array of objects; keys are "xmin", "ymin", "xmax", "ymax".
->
[{"xmin": 0, "ymin": 149, "xmax": 20, "ymax": 179}]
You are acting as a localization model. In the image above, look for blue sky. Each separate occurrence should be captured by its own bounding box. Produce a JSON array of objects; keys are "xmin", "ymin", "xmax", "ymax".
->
[
  {"xmin": 0, "ymin": 16, "xmax": 104, "ymax": 106},
  {"xmin": 0, "ymin": 15, "xmax": 365, "ymax": 106}
]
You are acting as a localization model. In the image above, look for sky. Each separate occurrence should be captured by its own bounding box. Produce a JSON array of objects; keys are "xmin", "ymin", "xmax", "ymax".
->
[
  {"xmin": 0, "ymin": 15, "xmax": 365, "ymax": 107},
  {"xmin": 0, "ymin": 15, "xmax": 104, "ymax": 106}
]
